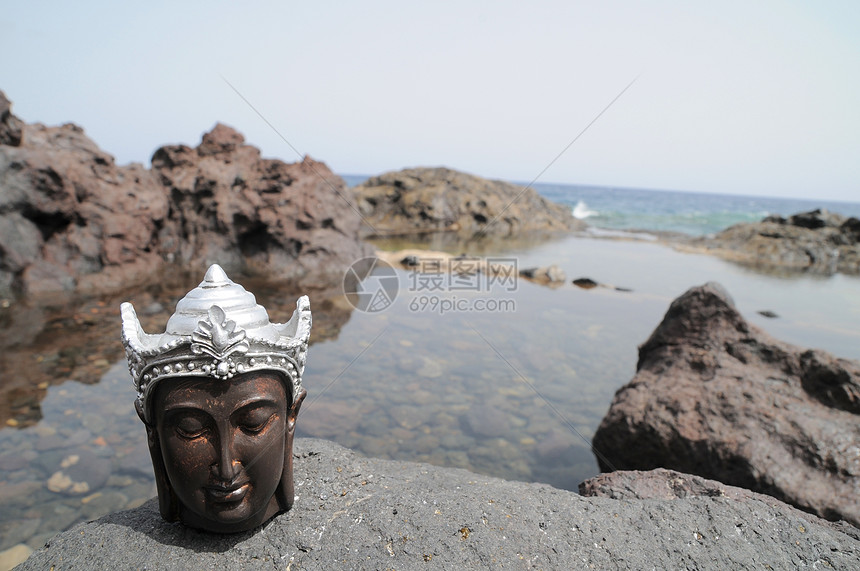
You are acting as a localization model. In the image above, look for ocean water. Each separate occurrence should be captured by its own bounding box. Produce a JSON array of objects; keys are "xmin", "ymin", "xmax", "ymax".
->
[
  {"xmin": 343, "ymin": 174, "xmax": 860, "ymax": 236},
  {"xmin": 534, "ymin": 183, "xmax": 860, "ymax": 236}
]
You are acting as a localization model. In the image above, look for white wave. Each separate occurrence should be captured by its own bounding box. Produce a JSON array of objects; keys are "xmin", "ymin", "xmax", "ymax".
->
[{"xmin": 572, "ymin": 200, "xmax": 598, "ymax": 219}]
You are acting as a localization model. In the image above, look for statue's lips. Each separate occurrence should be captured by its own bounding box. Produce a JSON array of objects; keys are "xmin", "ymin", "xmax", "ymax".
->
[{"xmin": 205, "ymin": 482, "xmax": 249, "ymax": 503}]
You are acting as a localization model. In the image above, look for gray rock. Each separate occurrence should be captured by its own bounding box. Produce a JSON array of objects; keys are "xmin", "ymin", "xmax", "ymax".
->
[
  {"xmin": 460, "ymin": 404, "xmax": 508, "ymax": 438},
  {"xmin": 18, "ymin": 439, "xmax": 860, "ymax": 569},
  {"xmin": 690, "ymin": 208, "xmax": 860, "ymax": 275}
]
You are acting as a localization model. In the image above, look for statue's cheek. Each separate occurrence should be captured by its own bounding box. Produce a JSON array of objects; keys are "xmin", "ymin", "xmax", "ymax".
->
[
  {"xmin": 162, "ymin": 434, "xmax": 218, "ymax": 480},
  {"xmin": 238, "ymin": 423, "xmax": 286, "ymax": 473}
]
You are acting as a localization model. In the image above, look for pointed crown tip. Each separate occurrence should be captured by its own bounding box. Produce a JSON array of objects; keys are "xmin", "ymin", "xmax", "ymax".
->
[{"xmin": 203, "ymin": 264, "xmax": 229, "ymax": 284}]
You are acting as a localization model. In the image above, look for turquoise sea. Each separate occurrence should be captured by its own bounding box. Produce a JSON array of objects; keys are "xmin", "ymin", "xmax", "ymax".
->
[{"xmin": 535, "ymin": 182, "xmax": 860, "ymax": 236}]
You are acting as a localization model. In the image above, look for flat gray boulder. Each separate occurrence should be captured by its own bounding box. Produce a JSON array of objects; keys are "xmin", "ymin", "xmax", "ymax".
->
[{"xmin": 18, "ymin": 439, "xmax": 859, "ymax": 569}]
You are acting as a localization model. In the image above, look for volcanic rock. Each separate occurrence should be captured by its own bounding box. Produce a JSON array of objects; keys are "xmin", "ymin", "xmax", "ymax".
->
[
  {"xmin": 354, "ymin": 167, "xmax": 584, "ymax": 238},
  {"xmin": 17, "ymin": 439, "xmax": 860, "ymax": 570},
  {"xmin": 690, "ymin": 209, "xmax": 860, "ymax": 275},
  {"xmin": 579, "ymin": 468, "xmax": 860, "ymax": 539},
  {"xmin": 0, "ymin": 89, "xmax": 371, "ymax": 297},
  {"xmin": 0, "ymin": 101, "xmax": 167, "ymax": 296},
  {"xmin": 149, "ymin": 123, "xmax": 371, "ymax": 285},
  {"xmin": 592, "ymin": 282, "xmax": 860, "ymax": 525},
  {"xmin": 0, "ymin": 90, "xmax": 23, "ymax": 146}
]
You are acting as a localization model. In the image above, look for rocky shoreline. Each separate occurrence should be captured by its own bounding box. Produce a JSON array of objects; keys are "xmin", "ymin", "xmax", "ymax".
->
[
  {"xmin": 4, "ymin": 86, "xmax": 859, "ymax": 302},
  {"xmin": 13, "ymin": 438, "xmax": 860, "ymax": 570},
  {"xmin": 0, "ymin": 90, "xmax": 370, "ymax": 298},
  {"xmin": 677, "ymin": 208, "xmax": 860, "ymax": 275}
]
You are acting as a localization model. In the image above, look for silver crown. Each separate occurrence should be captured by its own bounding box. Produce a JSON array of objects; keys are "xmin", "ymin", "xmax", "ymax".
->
[{"xmin": 121, "ymin": 264, "xmax": 311, "ymax": 423}]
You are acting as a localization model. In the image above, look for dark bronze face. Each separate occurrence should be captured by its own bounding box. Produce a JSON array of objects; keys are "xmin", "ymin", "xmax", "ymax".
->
[{"xmin": 151, "ymin": 372, "xmax": 289, "ymax": 533}]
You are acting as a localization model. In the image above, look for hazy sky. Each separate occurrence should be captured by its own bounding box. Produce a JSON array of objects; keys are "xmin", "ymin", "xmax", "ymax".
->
[{"xmin": 2, "ymin": 1, "xmax": 858, "ymax": 201}]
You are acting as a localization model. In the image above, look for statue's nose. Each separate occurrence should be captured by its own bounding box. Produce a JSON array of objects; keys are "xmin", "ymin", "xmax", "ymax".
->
[{"xmin": 213, "ymin": 429, "xmax": 241, "ymax": 481}]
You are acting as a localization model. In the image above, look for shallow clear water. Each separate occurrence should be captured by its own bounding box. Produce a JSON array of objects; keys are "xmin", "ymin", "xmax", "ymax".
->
[{"xmin": 296, "ymin": 236, "xmax": 860, "ymax": 492}]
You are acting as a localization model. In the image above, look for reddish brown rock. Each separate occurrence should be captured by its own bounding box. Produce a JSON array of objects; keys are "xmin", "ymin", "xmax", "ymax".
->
[
  {"xmin": 591, "ymin": 282, "xmax": 860, "ymax": 526},
  {"xmin": 354, "ymin": 167, "xmax": 584, "ymax": 238},
  {"xmin": 0, "ymin": 115, "xmax": 167, "ymax": 296},
  {"xmin": 0, "ymin": 90, "xmax": 370, "ymax": 296},
  {"xmin": 149, "ymin": 122, "xmax": 371, "ymax": 285},
  {"xmin": 0, "ymin": 90, "xmax": 23, "ymax": 146}
]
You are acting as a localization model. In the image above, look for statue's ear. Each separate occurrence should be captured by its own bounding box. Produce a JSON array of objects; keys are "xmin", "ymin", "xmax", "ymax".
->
[
  {"xmin": 277, "ymin": 388, "xmax": 307, "ymax": 511},
  {"xmin": 287, "ymin": 388, "xmax": 307, "ymax": 428},
  {"xmin": 138, "ymin": 399, "xmax": 180, "ymax": 522}
]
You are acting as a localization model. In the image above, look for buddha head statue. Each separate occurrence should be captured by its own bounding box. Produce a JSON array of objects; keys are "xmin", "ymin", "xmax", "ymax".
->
[{"xmin": 121, "ymin": 264, "xmax": 310, "ymax": 533}]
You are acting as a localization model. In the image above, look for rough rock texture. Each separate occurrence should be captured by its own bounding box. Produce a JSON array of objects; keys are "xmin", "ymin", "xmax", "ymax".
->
[
  {"xmin": 354, "ymin": 167, "xmax": 584, "ymax": 238},
  {"xmin": 690, "ymin": 209, "xmax": 860, "ymax": 275},
  {"xmin": 0, "ymin": 91, "xmax": 23, "ymax": 146},
  {"xmin": 149, "ymin": 124, "xmax": 370, "ymax": 284},
  {"xmin": 0, "ymin": 112, "xmax": 167, "ymax": 296},
  {"xmin": 0, "ymin": 90, "xmax": 370, "ymax": 297},
  {"xmin": 18, "ymin": 439, "xmax": 860, "ymax": 570},
  {"xmin": 592, "ymin": 282, "xmax": 860, "ymax": 526}
]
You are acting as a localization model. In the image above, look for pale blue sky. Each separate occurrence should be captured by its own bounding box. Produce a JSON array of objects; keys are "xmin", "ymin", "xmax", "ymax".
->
[{"xmin": 2, "ymin": 1, "xmax": 858, "ymax": 201}]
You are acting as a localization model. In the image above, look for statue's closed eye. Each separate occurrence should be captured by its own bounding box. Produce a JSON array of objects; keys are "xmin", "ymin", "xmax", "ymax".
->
[
  {"xmin": 238, "ymin": 407, "xmax": 277, "ymax": 434},
  {"xmin": 175, "ymin": 416, "xmax": 208, "ymax": 439}
]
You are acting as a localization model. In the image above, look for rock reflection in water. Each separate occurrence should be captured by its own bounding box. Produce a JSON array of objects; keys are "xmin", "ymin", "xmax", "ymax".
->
[{"xmin": 0, "ymin": 270, "xmax": 352, "ymax": 429}]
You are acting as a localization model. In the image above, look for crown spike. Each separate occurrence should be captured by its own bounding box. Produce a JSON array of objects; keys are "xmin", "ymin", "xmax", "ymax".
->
[{"xmin": 202, "ymin": 263, "xmax": 229, "ymax": 286}]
